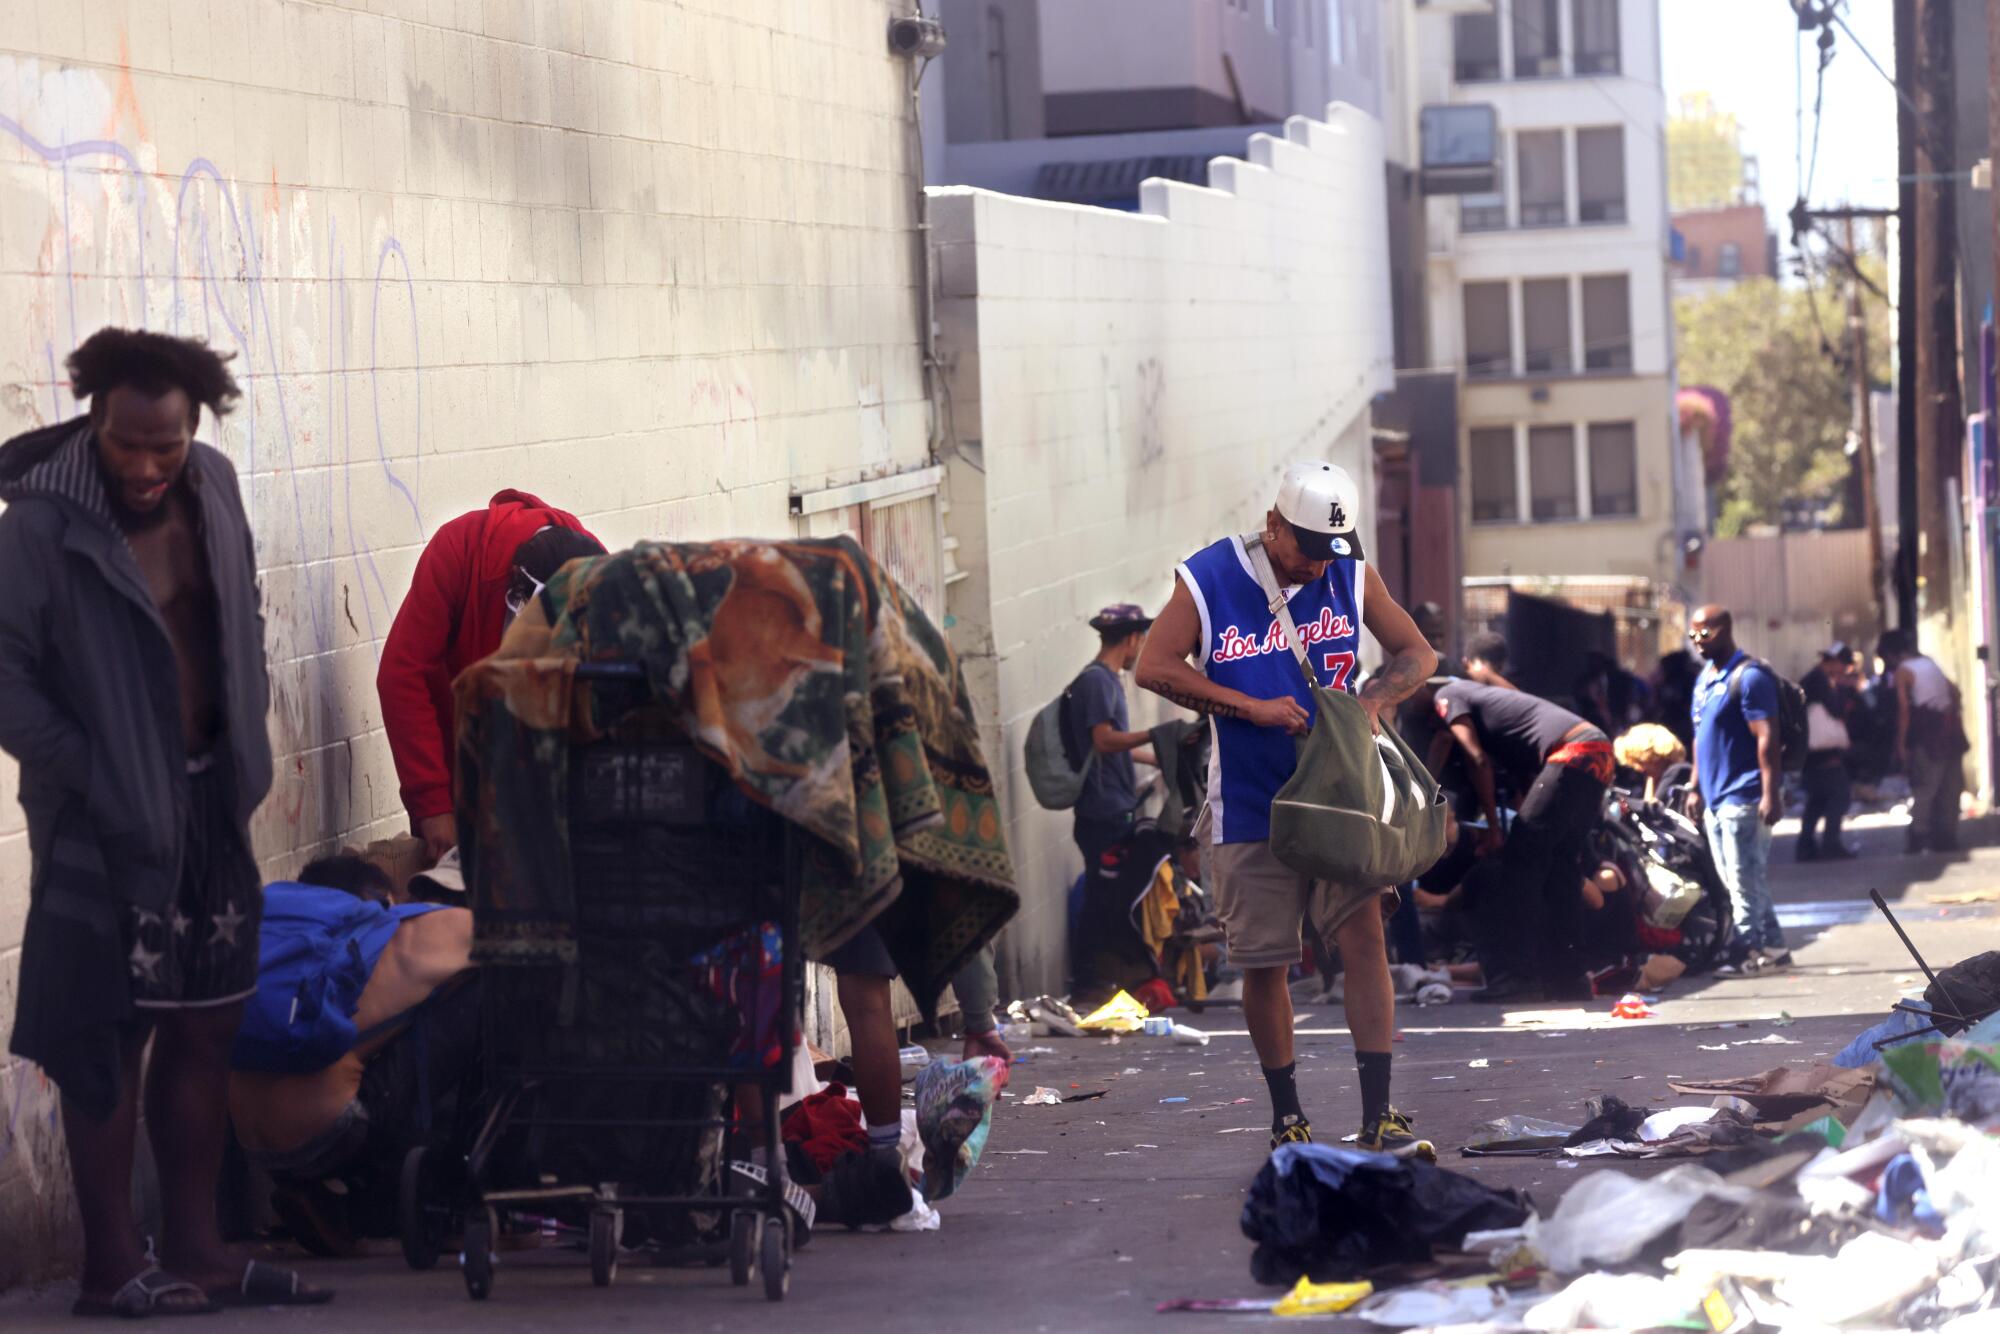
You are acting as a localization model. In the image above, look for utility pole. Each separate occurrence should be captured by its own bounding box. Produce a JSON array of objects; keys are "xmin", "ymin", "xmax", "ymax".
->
[
  {"xmin": 1894, "ymin": 3, "xmax": 1921, "ymax": 630},
  {"xmin": 1845, "ymin": 214, "xmax": 1887, "ymax": 634},
  {"xmin": 1911, "ymin": 0, "xmax": 1963, "ymax": 630}
]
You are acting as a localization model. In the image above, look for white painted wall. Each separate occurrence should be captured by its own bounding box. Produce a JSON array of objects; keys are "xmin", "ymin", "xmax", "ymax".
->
[
  {"xmin": 0, "ymin": 0, "xmax": 930, "ymax": 1285},
  {"xmin": 931, "ymin": 103, "xmax": 1394, "ymax": 997}
]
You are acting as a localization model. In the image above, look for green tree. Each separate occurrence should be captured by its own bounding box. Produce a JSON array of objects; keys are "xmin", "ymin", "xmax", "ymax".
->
[
  {"xmin": 1675, "ymin": 266, "xmax": 1891, "ymax": 536},
  {"xmin": 1667, "ymin": 93, "xmax": 1748, "ymax": 212}
]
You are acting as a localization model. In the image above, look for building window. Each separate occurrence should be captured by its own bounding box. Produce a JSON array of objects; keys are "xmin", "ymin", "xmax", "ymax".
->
[
  {"xmin": 1454, "ymin": 12, "xmax": 1501, "ymax": 82},
  {"xmin": 1461, "ymin": 160, "xmax": 1507, "ymax": 231},
  {"xmin": 1517, "ymin": 130, "xmax": 1566, "ymax": 227},
  {"xmin": 1576, "ymin": 127, "xmax": 1626, "ymax": 223},
  {"xmin": 1522, "ymin": 278, "xmax": 1572, "ymax": 374},
  {"xmin": 1528, "ymin": 425, "xmax": 1579, "ymax": 521},
  {"xmin": 1718, "ymin": 242, "xmax": 1742, "ymax": 278},
  {"xmin": 1581, "ymin": 274, "xmax": 1632, "ymax": 371},
  {"xmin": 1588, "ymin": 422, "xmax": 1639, "ymax": 517},
  {"xmin": 1512, "ymin": 0, "xmax": 1563, "ymax": 78},
  {"xmin": 1470, "ymin": 427, "xmax": 1519, "ymax": 522},
  {"xmin": 985, "ymin": 6, "xmax": 1010, "ymax": 139},
  {"xmin": 1572, "ymin": 0, "xmax": 1620, "ymax": 73},
  {"xmin": 1464, "ymin": 282, "xmax": 1513, "ymax": 379}
]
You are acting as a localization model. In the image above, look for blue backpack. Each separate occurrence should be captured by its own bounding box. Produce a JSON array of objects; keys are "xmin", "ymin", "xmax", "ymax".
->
[{"xmin": 231, "ymin": 884, "xmax": 444, "ymax": 1075}]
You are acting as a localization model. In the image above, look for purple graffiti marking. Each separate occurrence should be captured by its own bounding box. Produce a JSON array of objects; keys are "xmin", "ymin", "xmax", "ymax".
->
[
  {"xmin": 370, "ymin": 238, "xmax": 425, "ymax": 536},
  {"xmin": 1, "ymin": 92, "xmax": 428, "ymax": 715}
]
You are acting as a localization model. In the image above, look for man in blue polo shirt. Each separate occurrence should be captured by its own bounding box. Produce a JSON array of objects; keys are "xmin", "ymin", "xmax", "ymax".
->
[{"xmin": 1688, "ymin": 605, "xmax": 1790, "ymax": 973}]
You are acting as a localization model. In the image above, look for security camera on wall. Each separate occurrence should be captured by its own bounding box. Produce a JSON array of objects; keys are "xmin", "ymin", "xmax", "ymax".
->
[{"xmin": 888, "ymin": 16, "xmax": 947, "ymax": 59}]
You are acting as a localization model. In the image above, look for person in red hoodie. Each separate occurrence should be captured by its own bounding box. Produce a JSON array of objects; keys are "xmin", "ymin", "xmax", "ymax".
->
[{"xmin": 377, "ymin": 491, "xmax": 603, "ymax": 859}]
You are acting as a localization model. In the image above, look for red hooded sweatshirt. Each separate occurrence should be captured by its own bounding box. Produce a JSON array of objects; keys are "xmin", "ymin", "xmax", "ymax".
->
[{"xmin": 377, "ymin": 490, "xmax": 595, "ymax": 824}]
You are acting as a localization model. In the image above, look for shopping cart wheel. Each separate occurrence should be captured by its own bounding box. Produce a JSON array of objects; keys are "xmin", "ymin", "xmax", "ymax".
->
[
  {"xmin": 399, "ymin": 1148, "xmax": 444, "ymax": 1271},
  {"xmin": 759, "ymin": 1214, "xmax": 788, "ymax": 1302},
  {"xmin": 462, "ymin": 1207, "xmax": 496, "ymax": 1301},
  {"xmin": 729, "ymin": 1211, "xmax": 755, "ymax": 1286},
  {"xmin": 589, "ymin": 1209, "xmax": 620, "ymax": 1288}
]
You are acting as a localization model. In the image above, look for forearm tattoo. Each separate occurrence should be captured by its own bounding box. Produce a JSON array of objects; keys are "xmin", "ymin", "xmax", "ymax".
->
[
  {"xmin": 1359, "ymin": 651, "xmax": 1429, "ymax": 709},
  {"xmin": 1150, "ymin": 683, "xmax": 1248, "ymax": 720}
]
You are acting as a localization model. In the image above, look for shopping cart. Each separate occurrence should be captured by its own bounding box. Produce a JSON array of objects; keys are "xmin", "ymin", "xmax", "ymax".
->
[{"xmin": 402, "ymin": 661, "xmax": 803, "ymax": 1302}]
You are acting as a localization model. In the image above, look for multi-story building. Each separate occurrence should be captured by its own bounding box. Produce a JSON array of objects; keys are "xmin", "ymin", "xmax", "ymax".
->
[
  {"xmin": 923, "ymin": 0, "xmax": 1464, "ymax": 637},
  {"xmin": 1411, "ymin": 0, "xmax": 1680, "ymax": 587},
  {"xmin": 1670, "ymin": 203, "xmax": 1778, "ymax": 298}
]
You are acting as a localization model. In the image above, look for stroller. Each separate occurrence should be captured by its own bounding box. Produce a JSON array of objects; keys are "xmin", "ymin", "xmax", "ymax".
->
[
  {"xmin": 1595, "ymin": 784, "xmax": 1737, "ymax": 976},
  {"xmin": 402, "ymin": 663, "xmax": 803, "ymax": 1303}
]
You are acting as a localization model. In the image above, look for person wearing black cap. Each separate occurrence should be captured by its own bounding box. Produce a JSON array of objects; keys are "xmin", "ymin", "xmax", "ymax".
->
[
  {"xmin": 1798, "ymin": 644, "xmax": 1859, "ymax": 861},
  {"xmin": 1066, "ymin": 603, "xmax": 1158, "ymax": 868}
]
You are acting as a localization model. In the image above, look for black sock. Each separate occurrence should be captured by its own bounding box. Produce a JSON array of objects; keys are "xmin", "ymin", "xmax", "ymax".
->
[
  {"xmin": 1262, "ymin": 1062, "xmax": 1304, "ymax": 1126},
  {"xmin": 1356, "ymin": 1051, "xmax": 1392, "ymax": 1127}
]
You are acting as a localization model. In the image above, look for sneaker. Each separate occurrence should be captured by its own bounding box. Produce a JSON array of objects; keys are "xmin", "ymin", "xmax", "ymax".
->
[
  {"xmin": 1354, "ymin": 1109, "xmax": 1437, "ymax": 1163},
  {"xmin": 1760, "ymin": 951, "xmax": 1795, "ymax": 972},
  {"xmin": 1270, "ymin": 1114, "xmax": 1314, "ymax": 1151},
  {"xmin": 1713, "ymin": 954, "xmax": 1764, "ymax": 978}
]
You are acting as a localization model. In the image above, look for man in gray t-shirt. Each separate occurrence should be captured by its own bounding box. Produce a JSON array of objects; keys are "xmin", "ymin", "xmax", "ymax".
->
[{"xmin": 1066, "ymin": 604, "xmax": 1157, "ymax": 868}]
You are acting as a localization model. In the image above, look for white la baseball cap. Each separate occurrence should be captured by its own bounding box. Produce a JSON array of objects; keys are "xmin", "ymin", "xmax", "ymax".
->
[{"xmin": 1275, "ymin": 461, "xmax": 1364, "ymax": 561}]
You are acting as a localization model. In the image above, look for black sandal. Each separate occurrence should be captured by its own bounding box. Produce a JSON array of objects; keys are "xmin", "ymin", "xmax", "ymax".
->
[
  {"xmin": 207, "ymin": 1260, "xmax": 334, "ymax": 1308},
  {"xmin": 71, "ymin": 1265, "xmax": 220, "ymax": 1318}
]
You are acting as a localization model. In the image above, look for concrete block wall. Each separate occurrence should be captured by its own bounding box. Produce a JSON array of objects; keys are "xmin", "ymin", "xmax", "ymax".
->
[
  {"xmin": 932, "ymin": 105, "xmax": 1396, "ymax": 999},
  {"xmin": 0, "ymin": 0, "xmax": 929, "ymax": 1285}
]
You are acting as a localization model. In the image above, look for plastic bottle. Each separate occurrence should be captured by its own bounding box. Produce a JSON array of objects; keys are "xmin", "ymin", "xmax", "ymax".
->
[
  {"xmin": 1171, "ymin": 1023, "xmax": 1209, "ymax": 1046},
  {"xmin": 899, "ymin": 1045, "xmax": 932, "ymax": 1080}
]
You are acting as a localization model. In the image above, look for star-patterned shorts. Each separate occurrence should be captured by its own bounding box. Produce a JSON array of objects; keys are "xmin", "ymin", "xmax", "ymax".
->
[{"xmin": 126, "ymin": 761, "xmax": 263, "ymax": 1010}]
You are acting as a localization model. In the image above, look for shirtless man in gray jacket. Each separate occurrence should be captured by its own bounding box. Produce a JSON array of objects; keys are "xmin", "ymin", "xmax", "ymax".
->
[{"xmin": 0, "ymin": 330, "xmax": 326, "ymax": 1313}]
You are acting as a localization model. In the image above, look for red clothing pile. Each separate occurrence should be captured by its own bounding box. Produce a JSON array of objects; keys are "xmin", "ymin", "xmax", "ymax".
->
[
  {"xmin": 376, "ymin": 491, "xmax": 594, "ymax": 823},
  {"xmin": 781, "ymin": 1084, "xmax": 869, "ymax": 1174}
]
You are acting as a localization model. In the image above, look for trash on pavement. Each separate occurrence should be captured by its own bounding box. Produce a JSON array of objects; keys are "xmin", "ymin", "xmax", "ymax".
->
[
  {"xmin": 1610, "ymin": 993, "xmax": 1656, "ymax": 1020},
  {"xmin": 1240, "ymin": 1143, "xmax": 1529, "ymax": 1285},
  {"xmin": 1172, "ymin": 1023, "xmax": 1210, "ymax": 1046},
  {"xmin": 1078, "ymin": 989, "xmax": 1150, "ymax": 1033},
  {"xmin": 1270, "ymin": 1277, "xmax": 1373, "ymax": 1316},
  {"xmin": 1350, "ymin": 1280, "xmax": 1532, "ymax": 1328},
  {"xmin": 1666, "ymin": 1064, "xmax": 1875, "ymax": 1128},
  {"xmin": 1522, "ymin": 1272, "xmax": 1704, "ymax": 1331},
  {"xmin": 1019, "ymin": 1087, "xmax": 1061, "ymax": 1106},
  {"xmin": 1526, "ymin": 1164, "xmax": 1740, "ymax": 1274},
  {"xmin": 1735, "ymin": 1033, "xmax": 1801, "ymax": 1046},
  {"xmin": 898, "ymin": 1044, "xmax": 933, "ymax": 1081},
  {"xmin": 1463, "ymin": 1115, "xmax": 1580, "ymax": 1156}
]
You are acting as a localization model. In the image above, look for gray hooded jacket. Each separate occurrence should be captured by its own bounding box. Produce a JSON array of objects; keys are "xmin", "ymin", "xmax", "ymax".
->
[{"xmin": 0, "ymin": 418, "xmax": 272, "ymax": 1113}]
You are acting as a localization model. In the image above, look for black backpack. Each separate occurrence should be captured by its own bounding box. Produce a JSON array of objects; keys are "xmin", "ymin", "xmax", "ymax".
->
[{"xmin": 1727, "ymin": 657, "xmax": 1810, "ymax": 772}]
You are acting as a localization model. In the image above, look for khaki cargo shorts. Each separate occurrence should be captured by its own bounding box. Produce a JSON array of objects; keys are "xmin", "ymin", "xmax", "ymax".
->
[{"xmin": 1198, "ymin": 804, "xmax": 1390, "ymax": 969}]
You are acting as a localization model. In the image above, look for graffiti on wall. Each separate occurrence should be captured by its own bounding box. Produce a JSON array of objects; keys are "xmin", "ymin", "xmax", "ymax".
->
[{"xmin": 0, "ymin": 55, "xmax": 428, "ymax": 841}]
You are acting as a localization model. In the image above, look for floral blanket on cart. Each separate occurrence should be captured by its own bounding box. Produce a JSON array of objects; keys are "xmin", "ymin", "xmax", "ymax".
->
[{"xmin": 453, "ymin": 536, "xmax": 1017, "ymax": 1014}]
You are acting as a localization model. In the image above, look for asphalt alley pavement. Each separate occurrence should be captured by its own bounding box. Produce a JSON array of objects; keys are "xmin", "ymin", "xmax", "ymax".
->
[{"xmin": 5, "ymin": 811, "xmax": 1997, "ymax": 1331}]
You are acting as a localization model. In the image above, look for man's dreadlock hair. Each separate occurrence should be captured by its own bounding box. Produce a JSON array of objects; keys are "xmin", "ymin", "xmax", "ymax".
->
[{"xmin": 67, "ymin": 328, "xmax": 241, "ymax": 428}]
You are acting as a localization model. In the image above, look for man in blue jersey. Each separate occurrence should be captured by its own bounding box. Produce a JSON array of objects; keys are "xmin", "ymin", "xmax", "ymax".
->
[{"xmin": 1136, "ymin": 462, "xmax": 1437, "ymax": 1153}]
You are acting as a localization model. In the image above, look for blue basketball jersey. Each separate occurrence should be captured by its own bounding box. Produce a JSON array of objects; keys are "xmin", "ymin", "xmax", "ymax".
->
[{"xmin": 1177, "ymin": 535, "xmax": 1366, "ymax": 844}]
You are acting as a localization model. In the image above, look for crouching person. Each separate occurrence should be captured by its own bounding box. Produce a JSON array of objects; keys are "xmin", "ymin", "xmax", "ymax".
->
[{"xmin": 228, "ymin": 856, "xmax": 480, "ymax": 1256}]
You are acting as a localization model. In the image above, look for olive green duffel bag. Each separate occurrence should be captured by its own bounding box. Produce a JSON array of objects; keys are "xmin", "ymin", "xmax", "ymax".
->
[{"xmin": 1246, "ymin": 539, "xmax": 1449, "ymax": 887}]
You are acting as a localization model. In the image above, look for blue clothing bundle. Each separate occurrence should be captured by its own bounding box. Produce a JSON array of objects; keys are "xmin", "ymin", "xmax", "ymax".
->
[{"xmin": 231, "ymin": 883, "xmax": 445, "ymax": 1074}]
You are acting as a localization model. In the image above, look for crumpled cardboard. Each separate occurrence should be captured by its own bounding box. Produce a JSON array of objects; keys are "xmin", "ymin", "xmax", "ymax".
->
[{"xmin": 1667, "ymin": 1064, "xmax": 1876, "ymax": 1128}]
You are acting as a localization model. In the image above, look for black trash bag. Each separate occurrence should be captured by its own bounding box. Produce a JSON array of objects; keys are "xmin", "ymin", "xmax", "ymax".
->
[
  {"xmin": 1564, "ymin": 1094, "xmax": 1646, "ymax": 1147},
  {"xmin": 1925, "ymin": 951, "xmax": 2000, "ymax": 1035},
  {"xmin": 1241, "ymin": 1144, "xmax": 1531, "ymax": 1285}
]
